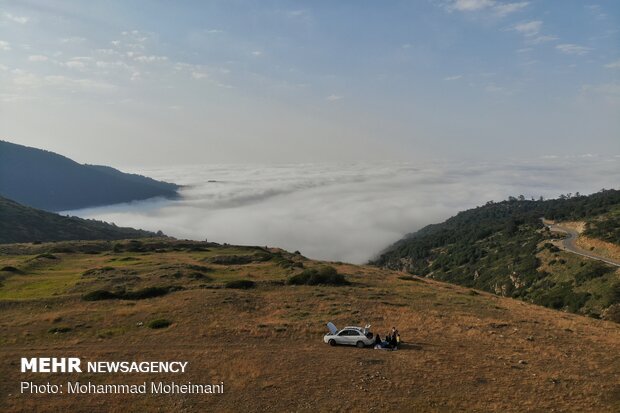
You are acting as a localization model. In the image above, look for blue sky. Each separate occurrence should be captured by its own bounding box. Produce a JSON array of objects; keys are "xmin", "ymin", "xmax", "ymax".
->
[{"xmin": 0, "ymin": 0, "xmax": 618, "ymax": 166}]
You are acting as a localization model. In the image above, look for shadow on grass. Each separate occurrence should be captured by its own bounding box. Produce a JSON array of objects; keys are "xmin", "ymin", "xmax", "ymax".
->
[{"xmin": 398, "ymin": 342, "xmax": 424, "ymax": 350}]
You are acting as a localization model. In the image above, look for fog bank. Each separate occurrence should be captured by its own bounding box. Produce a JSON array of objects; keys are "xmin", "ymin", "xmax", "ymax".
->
[{"xmin": 66, "ymin": 157, "xmax": 620, "ymax": 263}]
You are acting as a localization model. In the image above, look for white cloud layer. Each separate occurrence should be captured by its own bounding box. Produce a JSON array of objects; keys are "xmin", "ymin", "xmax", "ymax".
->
[
  {"xmin": 28, "ymin": 55, "xmax": 48, "ymax": 62},
  {"xmin": 65, "ymin": 158, "xmax": 620, "ymax": 264},
  {"xmin": 494, "ymin": 2, "xmax": 529, "ymax": 17},
  {"xmin": 3, "ymin": 12, "xmax": 30, "ymax": 24},
  {"xmin": 513, "ymin": 20, "xmax": 542, "ymax": 37},
  {"xmin": 556, "ymin": 44, "xmax": 591, "ymax": 55},
  {"xmin": 449, "ymin": 0, "xmax": 528, "ymax": 16},
  {"xmin": 451, "ymin": 0, "xmax": 495, "ymax": 11}
]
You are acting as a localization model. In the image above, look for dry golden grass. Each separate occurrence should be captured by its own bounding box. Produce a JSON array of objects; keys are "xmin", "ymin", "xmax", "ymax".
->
[
  {"xmin": 576, "ymin": 236, "xmax": 620, "ymax": 262},
  {"xmin": 0, "ymin": 241, "xmax": 619, "ymax": 412},
  {"xmin": 558, "ymin": 221, "xmax": 586, "ymax": 233}
]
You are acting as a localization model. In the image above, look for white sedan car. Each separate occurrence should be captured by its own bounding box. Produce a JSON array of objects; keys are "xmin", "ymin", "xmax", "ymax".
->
[{"xmin": 323, "ymin": 322, "xmax": 375, "ymax": 348}]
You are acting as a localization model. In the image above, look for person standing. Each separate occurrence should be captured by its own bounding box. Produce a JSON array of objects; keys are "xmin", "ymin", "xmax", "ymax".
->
[{"xmin": 390, "ymin": 327, "xmax": 399, "ymax": 348}]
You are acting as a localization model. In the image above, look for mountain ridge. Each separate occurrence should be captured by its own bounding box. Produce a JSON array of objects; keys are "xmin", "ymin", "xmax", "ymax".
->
[
  {"xmin": 0, "ymin": 195, "xmax": 161, "ymax": 244},
  {"xmin": 0, "ymin": 140, "xmax": 179, "ymax": 211}
]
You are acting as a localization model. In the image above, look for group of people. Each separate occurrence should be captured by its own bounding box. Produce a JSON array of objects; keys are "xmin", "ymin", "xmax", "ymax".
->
[{"xmin": 374, "ymin": 326, "xmax": 400, "ymax": 350}]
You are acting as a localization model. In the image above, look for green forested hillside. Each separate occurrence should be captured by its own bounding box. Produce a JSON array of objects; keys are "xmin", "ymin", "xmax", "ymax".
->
[
  {"xmin": 0, "ymin": 196, "xmax": 160, "ymax": 244},
  {"xmin": 373, "ymin": 189, "xmax": 620, "ymax": 321},
  {"xmin": 584, "ymin": 212, "xmax": 620, "ymax": 244}
]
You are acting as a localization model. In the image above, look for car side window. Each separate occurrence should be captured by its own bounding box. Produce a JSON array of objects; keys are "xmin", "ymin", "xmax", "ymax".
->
[
  {"xmin": 350, "ymin": 330, "xmax": 361, "ymax": 336},
  {"xmin": 338, "ymin": 330, "xmax": 349, "ymax": 336}
]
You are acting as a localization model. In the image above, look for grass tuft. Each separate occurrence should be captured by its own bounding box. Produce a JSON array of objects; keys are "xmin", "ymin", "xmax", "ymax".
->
[
  {"xmin": 225, "ymin": 280, "xmax": 256, "ymax": 289},
  {"xmin": 147, "ymin": 319, "xmax": 172, "ymax": 329},
  {"xmin": 288, "ymin": 266, "xmax": 349, "ymax": 286}
]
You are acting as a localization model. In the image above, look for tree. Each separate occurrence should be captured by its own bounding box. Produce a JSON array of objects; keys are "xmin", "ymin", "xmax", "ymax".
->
[{"xmin": 505, "ymin": 219, "xmax": 518, "ymax": 236}]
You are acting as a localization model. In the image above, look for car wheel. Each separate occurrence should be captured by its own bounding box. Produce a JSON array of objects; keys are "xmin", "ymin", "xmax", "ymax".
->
[
  {"xmin": 328, "ymin": 339, "xmax": 336, "ymax": 346},
  {"xmin": 356, "ymin": 341, "xmax": 365, "ymax": 348}
]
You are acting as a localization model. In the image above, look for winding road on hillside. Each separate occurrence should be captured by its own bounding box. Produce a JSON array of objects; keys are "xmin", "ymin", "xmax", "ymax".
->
[{"xmin": 543, "ymin": 220, "xmax": 620, "ymax": 267}]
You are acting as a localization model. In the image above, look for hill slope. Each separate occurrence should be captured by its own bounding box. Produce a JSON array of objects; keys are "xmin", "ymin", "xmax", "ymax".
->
[
  {"xmin": 0, "ymin": 239, "xmax": 618, "ymax": 412},
  {"xmin": 0, "ymin": 196, "xmax": 159, "ymax": 243},
  {"xmin": 0, "ymin": 140, "xmax": 179, "ymax": 211},
  {"xmin": 373, "ymin": 190, "xmax": 620, "ymax": 321}
]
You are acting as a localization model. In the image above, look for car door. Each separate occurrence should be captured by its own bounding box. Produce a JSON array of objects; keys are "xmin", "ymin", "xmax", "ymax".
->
[
  {"xmin": 348, "ymin": 329, "xmax": 363, "ymax": 345},
  {"xmin": 337, "ymin": 329, "xmax": 352, "ymax": 345}
]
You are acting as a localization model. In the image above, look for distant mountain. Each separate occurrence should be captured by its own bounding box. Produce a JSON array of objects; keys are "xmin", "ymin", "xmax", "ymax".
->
[
  {"xmin": 0, "ymin": 196, "xmax": 160, "ymax": 244},
  {"xmin": 372, "ymin": 189, "xmax": 620, "ymax": 319},
  {"xmin": 0, "ymin": 140, "xmax": 179, "ymax": 211}
]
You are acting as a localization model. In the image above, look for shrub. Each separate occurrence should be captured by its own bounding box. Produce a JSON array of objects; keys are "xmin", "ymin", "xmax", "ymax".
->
[
  {"xmin": 48, "ymin": 326, "xmax": 72, "ymax": 334},
  {"xmin": 188, "ymin": 246, "xmax": 209, "ymax": 252},
  {"xmin": 253, "ymin": 252, "xmax": 273, "ymax": 261},
  {"xmin": 210, "ymin": 255, "xmax": 254, "ymax": 265},
  {"xmin": 82, "ymin": 266, "xmax": 115, "ymax": 276},
  {"xmin": 574, "ymin": 261, "xmax": 614, "ymax": 285},
  {"xmin": 273, "ymin": 256, "xmax": 295, "ymax": 269},
  {"xmin": 82, "ymin": 290, "xmax": 118, "ymax": 301},
  {"xmin": 534, "ymin": 283, "xmax": 591, "ymax": 312},
  {"xmin": 82, "ymin": 287, "xmax": 172, "ymax": 301},
  {"xmin": 398, "ymin": 275, "xmax": 421, "ymax": 281},
  {"xmin": 34, "ymin": 253, "xmax": 58, "ymax": 260},
  {"xmin": 118, "ymin": 256, "xmax": 139, "ymax": 262},
  {"xmin": 126, "ymin": 240, "xmax": 144, "ymax": 252},
  {"xmin": 603, "ymin": 283, "xmax": 620, "ymax": 307},
  {"xmin": 602, "ymin": 304, "xmax": 620, "ymax": 323},
  {"xmin": 544, "ymin": 243, "xmax": 560, "ymax": 253},
  {"xmin": 288, "ymin": 266, "xmax": 349, "ymax": 286},
  {"xmin": 121, "ymin": 287, "xmax": 170, "ymax": 300},
  {"xmin": 49, "ymin": 246, "xmax": 74, "ymax": 253},
  {"xmin": 188, "ymin": 272, "xmax": 213, "ymax": 281},
  {"xmin": 225, "ymin": 280, "xmax": 256, "ymax": 289},
  {"xmin": 186, "ymin": 264, "xmax": 213, "ymax": 272},
  {"xmin": 147, "ymin": 319, "xmax": 172, "ymax": 329}
]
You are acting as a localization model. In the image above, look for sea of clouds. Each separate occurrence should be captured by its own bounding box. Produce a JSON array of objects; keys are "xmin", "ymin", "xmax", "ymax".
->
[{"xmin": 65, "ymin": 156, "xmax": 620, "ymax": 264}]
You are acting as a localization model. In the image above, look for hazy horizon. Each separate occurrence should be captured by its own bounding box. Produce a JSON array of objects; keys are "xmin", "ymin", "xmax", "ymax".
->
[{"xmin": 1, "ymin": 1, "xmax": 619, "ymax": 166}]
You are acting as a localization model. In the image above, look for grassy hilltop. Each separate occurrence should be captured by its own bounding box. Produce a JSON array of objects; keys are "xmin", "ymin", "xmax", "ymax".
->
[{"xmin": 1, "ymin": 239, "xmax": 619, "ymax": 412}]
